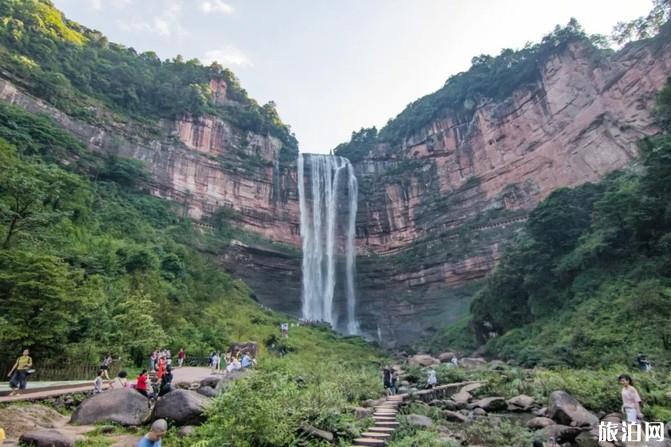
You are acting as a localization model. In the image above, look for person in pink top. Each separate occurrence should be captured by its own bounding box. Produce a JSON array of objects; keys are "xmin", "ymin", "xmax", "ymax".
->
[{"xmin": 619, "ymin": 374, "xmax": 643, "ymax": 423}]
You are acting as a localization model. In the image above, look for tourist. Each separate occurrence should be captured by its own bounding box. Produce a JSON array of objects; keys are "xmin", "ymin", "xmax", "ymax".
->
[
  {"xmin": 177, "ymin": 348, "xmax": 186, "ymax": 367},
  {"xmin": 110, "ymin": 370, "xmax": 129, "ymax": 389},
  {"xmin": 93, "ymin": 370, "xmax": 104, "ymax": 394},
  {"xmin": 211, "ymin": 351, "xmax": 220, "ymax": 373},
  {"xmin": 226, "ymin": 355, "xmax": 241, "ymax": 373},
  {"xmin": 136, "ymin": 369, "xmax": 149, "ymax": 397},
  {"xmin": 135, "ymin": 419, "xmax": 167, "ymax": 447},
  {"xmin": 158, "ymin": 366, "xmax": 173, "ymax": 397},
  {"xmin": 451, "ymin": 355, "xmax": 459, "ymax": 368},
  {"xmin": 383, "ymin": 366, "xmax": 394, "ymax": 396},
  {"xmin": 165, "ymin": 350, "xmax": 172, "ymax": 367},
  {"xmin": 619, "ymin": 374, "xmax": 643, "ymax": 423},
  {"xmin": 149, "ymin": 350, "xmax": 157, "ymax": 371},
  {"xmin": 7, "ymin": 349, "xmax": 33, "ymax": 396},
  {"xmin": 281, "ymin": 322, "xmax": 289, "ymax": 338},
  {"xmin": 636, "ymin": 353, "xmax": 652, "ymax": 372},
  {"xmin": 427, "ymin": 367, "xmax": 437, "ymax": 389},
  {"xmin": 100, "ymin": 353, "xmax": 113, "ymax": 380},
  {"xmin": 156, "ymin": 355, "xmax": 166, "ymax": 381},
  {"xmin": 241, "ymin": 353, "xmax": 252, "ymax": 368}
]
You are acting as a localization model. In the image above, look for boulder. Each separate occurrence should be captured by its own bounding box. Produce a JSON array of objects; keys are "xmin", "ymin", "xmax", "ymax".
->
[
  {"xmin": 301, "ymin": 424, "xmax": 334, "ymax": 442},
  {"xmin": 196, "ymin": 386, "xmax": 217, "ymax": 398},
  {"xmin": 489, "ymin": 360, "xmax": 507, "ymax": 370},
  {"xmin": 408, "ymin": 354, "xmax": 440, "ymax": 367},
  {"xmin": 438, "ymin": 352, "xmax": 456, "ymax": 363},
  {"xmin": 406, "ymin": 414, "xmax": 433, "ymax": 428},
  {"xmin": 70, "ymin": 389, "xmax": 149, "ymax": 426},
  {"xmin": 548, "ymin": 391, "xmax": 598, "ymax": 427},
  {"xmin": 575, "ymin": 430, "xmax": 600, "ymax": 447},
  {"xmin": 459, "ymin": 357, "xmax": 487, "ymax": 369},
  {"xmin": 536, "ymin": 424, "xmax": 582, "ymax": 444},
  {"xmin": 451, "ymin": 390, "xmax": 472, "ymax": 407},
  {"xmin": 533, "ymin": 407, "xmax": 548, "ymax": 417},
  {"xmin": 507, "ymin": 394, "xmax": 536, "ymax": 411},
  {"xmin": 473, "ymin": 408, "xmax": 487, "ymax": 416},
  {"xmin": 527, "ymin": 417, "xmax": 556, "ymax": 430},
  {"xmin": 443, "ymin": 410, "xmax": 468, "ymax": 423},
  {"xmin": 200, "ymin": 376, "xmax": 223, "ymax": 388},
  {"xmin": 151, "ymin": 390, "xmax": 212, "ymax": 426},
  {"xmin": 430, "ymin": 399, "xmax": 458, "ymax": 411},
  {"xmin": 19, "ymin": 430, "xmax": 74, "ymax": 447},
  {"xmin": 471, "ymin": 397, "xmax": 506, "ymax": 412}
]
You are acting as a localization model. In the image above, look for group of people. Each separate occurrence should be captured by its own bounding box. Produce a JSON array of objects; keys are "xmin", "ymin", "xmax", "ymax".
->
[
  {"xmin": 209, "ymin": 349, "xmax": 255, "ymax": 374},
  {"xmin": 92, "ymin": 349, "xmax": 184, "ymax": 400}
]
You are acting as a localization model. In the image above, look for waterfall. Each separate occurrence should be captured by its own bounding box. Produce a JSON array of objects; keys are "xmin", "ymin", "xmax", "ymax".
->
[{"xmin": 297, "ymin": 154, "xmax": 359, "ymax": 334}]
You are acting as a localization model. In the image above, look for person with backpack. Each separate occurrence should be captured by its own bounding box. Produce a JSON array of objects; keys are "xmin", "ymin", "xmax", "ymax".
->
[
  {"xmin": 99, "ymin": 353, "xmax": 113, "ymax": 380},
  {"xmin": 7, "ymin": 349, "xmax": 33, "ymax": 396}
]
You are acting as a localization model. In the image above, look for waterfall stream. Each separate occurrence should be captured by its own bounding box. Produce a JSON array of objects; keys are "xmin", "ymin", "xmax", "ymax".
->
[{"xmin": 297, "ymin": 154, "xmax": 359, "ymax": 334}]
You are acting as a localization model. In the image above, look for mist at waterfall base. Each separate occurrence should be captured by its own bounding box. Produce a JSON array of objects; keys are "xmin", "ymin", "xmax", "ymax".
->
[{"xmin": 297, "ymin": 154, "xmax": 360, "ymax": 335}]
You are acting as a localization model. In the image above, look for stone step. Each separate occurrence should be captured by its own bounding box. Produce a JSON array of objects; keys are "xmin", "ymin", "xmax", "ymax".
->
[
  {"xmin": 375, "ymin": 421, "xmax": 399, "ymax": 427},
  {"xmin": 374, "ymin": 409, "xmax": 397, "ymax": 413},
  {"xmin": 368, "ymin": 427, "xmax": 395, "ymax": 433},
  {"xmin": 372, "ymin": 416, "xmax": 396, "ymax": 421},
  {"xmin": 353, "ymin": 437, "xmax": 386, "ymax": 446},
  {"xmin": 361, "ymin": 432, "xmax": 391, "ymax": 439}
]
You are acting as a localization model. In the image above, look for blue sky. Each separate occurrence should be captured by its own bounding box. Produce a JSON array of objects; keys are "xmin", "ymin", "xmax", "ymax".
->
[{"xmin": 53, "ymin": 0, "xmax": 651, "ymax": 154}]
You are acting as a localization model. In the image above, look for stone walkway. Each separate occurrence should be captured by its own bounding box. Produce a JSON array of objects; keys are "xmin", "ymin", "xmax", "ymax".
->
[
  {"xmin": 352, "ymin": 394, "xmax": 405, "ymax": 446},
  {"xmin": 0, "ymin": 367, "xmax": 215, "ymax": 404}
]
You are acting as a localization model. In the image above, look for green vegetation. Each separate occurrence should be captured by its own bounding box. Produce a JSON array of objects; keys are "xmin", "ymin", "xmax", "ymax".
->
[
  {"xmin": 0, "ymin": 0, "xmax": 297, "ymax": 153},
  {"xmin": 0, "ymin": 96, "xmax": 385, "ymax": 446},
  {"xmin": 432, "ymin": 80, "xmax": 671, "ymax": 368},
  {"xmin": 335, "ymin": 19, "xmax": 610, "ymax": 161}
]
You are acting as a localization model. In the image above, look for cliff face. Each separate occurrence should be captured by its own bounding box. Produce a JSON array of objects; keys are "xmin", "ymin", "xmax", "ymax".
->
[
  {"xmin": 350, "ymin": 36, "xmax": 671, "ymax": 346},
  {"xmin": 1, "ymin": 32, "xmax": 669, "ymax": 347}
]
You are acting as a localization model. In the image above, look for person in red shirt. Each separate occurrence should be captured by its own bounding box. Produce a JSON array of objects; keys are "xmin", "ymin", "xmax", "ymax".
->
[
  {"xmin": 156, "ymin": 356, "xmax": 166, "ymax": 382},
  {"xmin": 136, "ymin": 369, "xmax": 149, "ymax": 397},
  {"xmin": 177, "ymin": 348, "xmax": 186, "ymax": 368}
]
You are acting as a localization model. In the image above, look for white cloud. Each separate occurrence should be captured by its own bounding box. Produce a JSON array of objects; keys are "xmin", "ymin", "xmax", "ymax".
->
[
  {"xmin": 91, "ymin": 0, "xmax": 132, "ymax": 10},
  {"xmin": 199, "ymin": 0, "xmax": 234, "ymax": 15},
  {"xmin": 203, "ymin": 46, "xmax": 253, "ymax": 67},
  {"xmin": 119, "ymin": 0, "xmax": 186, "ymax": 38}
]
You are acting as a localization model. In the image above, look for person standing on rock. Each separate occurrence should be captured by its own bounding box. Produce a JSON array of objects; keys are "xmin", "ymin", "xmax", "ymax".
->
[
  {"xmin": 136, "ymin": 419, "xmax": 167, "ymax": 447},
  {"xmin": 99, "ymin": 353, "xmax": 113, "ymax": 380},
  {"xmin": 93, "ymin": 369, "xmax": 104, "ymax": 394},
  {"xmin": 177, "ymin": 348, "xmax": 186, "ymax": 367},
  {"xmin": 427, "ymin": 367, "xmax": 437, "ymax": 389},
  {"xmin": 7, "ymin": 348, "xmax": 32, "ymax": 395},
  {"xmin": 619, "ymin": 374, "xmax": 643, "ymax": 423},
  {"xmin": 136, "ymin": 369, "xmax": 149, "ymax": 397},
  {"xmin": 149, "ymin": 350, "xmax": 157, "ymax": 371},
  {"xmin": 158, "ymin": 365, "xmax": 173, "ymax": 397}
]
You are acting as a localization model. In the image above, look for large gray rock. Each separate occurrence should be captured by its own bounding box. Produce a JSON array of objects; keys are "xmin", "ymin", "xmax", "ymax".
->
[
  {"xmin": 548, "ymin": 391, "xmax": 598, "ymax": 427},
  {"xmin": 196, "ymin": 386, "xmax": 217, "ymax": 398},
  {"xmin": 527, "ymin": 417, "xmax": 556, "ymax": 429},
  {"xmin": 470, "ymin": 396, "xmax": 507, "ymax": 412},
  {"xmin": 70, "ymin": 389, "xmax": 149, "ymax": 426},
  {"xmin": 507, "ymin": 394, "xmax": 535, "ymax": 411},
  {"xmin": 575, "ymin": 430, "xmax": 600, "ymax": 447},
  {"xmin": 443, "ymin": 410, "xmax": 468, "ymax": 423},
  {"xmin": 406, "ymin": 414, "xmax": 433, "ymax": 427},
  {"xmin": 151, "ymin": 389, "xmax": 211, "ymax": 426},
  {"xmin": 536, "ymin": 424, "xmax": 582, "ymax": 444},
  {"xmin": 353, "ymin": 407, "xmax": 373, "ymax": 419},
  {"xmin": 459, "ymin": 357, "xmax": 487, "ymax": 369},
  {"xmin": 19, "ymin": 430, "xmax": 74, "ymax": 447},
  {"xmin": 200, "ymin": 376, "xmax": 223, "ymax": 388},
  {"xmin": 408, "ymin": 354, "xmax": 440, "ymax": 367},
  {"xmin": 451, "ymin": 390, "xmax": 472, "ymax": 408},
  {"xmin": 438, "ymin": 352, "xmax": 456, "ymax": 363}
]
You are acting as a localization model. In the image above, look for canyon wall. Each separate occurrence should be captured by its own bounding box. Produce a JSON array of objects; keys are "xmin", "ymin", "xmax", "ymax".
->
[
  {"xmin": 350, "ymin": 36, "xmax": 671, "ymax": 345},
  {"xmin": 1, "ymin": 32, "xmax": 670, "ymax": 347}
]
